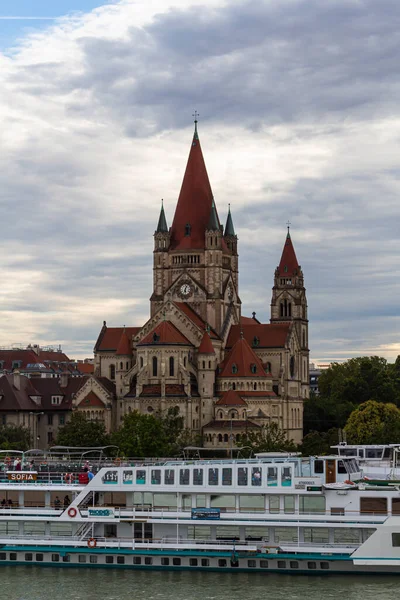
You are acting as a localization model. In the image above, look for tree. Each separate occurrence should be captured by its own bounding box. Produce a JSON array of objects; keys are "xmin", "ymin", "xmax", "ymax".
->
[
  {"xmin": 300, "ymin": 428, "xmax": 339, "ymax": 456},
  {"xmin": 344, "ymin": 400, "xmax": 400, "ymax": 444},
  {"xmin": 0, "ymin": 425, "xmax": 32, "ymax": 451},
  {"xmin": 239, "ymin": 422, "xmax": 296, "ymax": 456},
  {"xmin": 56, "ymin": 413, "xmax": 110, "ymax": 448},
  {"xmin": 112, "ymin": 411, "xmax": 170, "ymax": 457}
]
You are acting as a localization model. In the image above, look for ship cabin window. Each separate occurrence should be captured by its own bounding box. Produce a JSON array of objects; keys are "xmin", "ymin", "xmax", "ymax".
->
[
  {"xmin": 145, "ymin": 557, "xmax": 153, "ymax": 565},
  {"xmin": 392, "ymin": 533, "xmax": 400, "ymax": 547},
  {"xmin": 320, "ymin": 562, "xmax": 330, "ymax": 569},
  {"xmin": 290, "ymin": 561, "xmax": 299, "ymax": 569},
  {"xmin": 117, "ymin": 556, "xmax": 125, "ymax": 564},
  {"xmin": 180, "ymin": 469, "xmax": 190, "ymax": 485},
  {"xmin": 52, "ymin": 554, "xmax": 59, "ymax": 562},
  {"xmin": 278, "ymin": 561, "xmax": 286, "ymax": 569},
  {"xmin": 208, "ymin": 468, "xmax": 219, "ymax": 485},
  {"xmin": 308, "ymin": 562, "xmax": 317, "ymax": 570},
  {"xmin": 106, "ymin": 556, "xmax": 114, "ymax": 564},
  {"xmin": 190, "ymin": 558, "xmax": 198, "ymax": 566},
  {"xmin": 282, "ymin": 467, "xmax": 292, "ymax": 486},
  {"xmin": 314, "ymin": 460, "xmax": 324, "ymax": 474},
  {"xmin": 222, "ymin": 468, "xmax": 232, "ymax": 486},
  {"xmin": 164, "ymin": 469, "xmax": 175, "ymax": 485},
  {"xmin": 136, "ymin": 470, "xmax": 146, "ymax": 484},
  {"xmin": 63, "ymin": 555, "xmax": 70, "ymax": 563},
  {"xmin": 102, "ymin": 470, "xmax": 118, "ymax": 484},
  {"xmin": 151, "ymin": 469, "xmax": 161, "ymax": 484},
  {"xmin": 260, "ymin": 560, "xmax": 269, "ymax": 568},
  {"xmin": 123, "ymin": 470, "xmax": 133, "ymax": 484},
  {"xmin": 173, "ymin": 558, "xmax": 181, "ymax": 566},
  {"xmin": 193, "ymin": 469, "xmax": 203, "ymax": 485},
  {"xmin": 218, "ymin": 559, "xmax": 227, "ymax": 567},
  {"xmin": 161, "ymin": 557, "xmax": 169, "ymax": 566},
  {"xmin": 248, "ymin": 559, "xmax": 257, "ymax": 568},
  {"xmin": 25, "ymin": 553, "xmax": 33, "ymax": 561},
  {"xmin": 269, "ymin": 496, "xmax": 280, "ymax": 513},
  {"xmin": 0, "ymin": 553, "xmax": 6, "ymax": 561},
  {"xmin": 337, "ymin": 460, "xmax": 347, "ymax": 474},
  {"xmin": 10, "ymin": 553, "xmax": 17, "ymax": 561},
  {"xmin": 134, "ymin": 557, "xmax": 142, "ymax": 565},
  {"xmin": 36, "ymin": 554, "xmax": 44, "ymax": 562},
  {"xmin": 267, "ymin": 467, "xmax": 278, "ymax": 487},
  {"xmin": 201, "ymin": 559, "xmax": 209, "ymax": 566},
  {"xmin": 79, "ymin": 555, "xmax": 87, "ymax": 563},
  {"xmin": 252, "ymin": 467, "xmax": 262, "ymax": 486},
  {"xmin": 238, "ymin": 467, "xmax": 248, "ymax": 486}
]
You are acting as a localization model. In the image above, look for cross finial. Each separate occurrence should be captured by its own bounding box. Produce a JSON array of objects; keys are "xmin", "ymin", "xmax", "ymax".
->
[
  {"xmin": 192, "ymin": 110, "xmax": 199, "ymax": 134},
  {"xmin": 286, "ymin": 220, "xmax": 291, "ymax": 234}
]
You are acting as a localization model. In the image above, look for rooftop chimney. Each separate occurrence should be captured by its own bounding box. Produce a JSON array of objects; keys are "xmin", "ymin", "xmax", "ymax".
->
[
  {"xmin": 13, "ymin": 370, "xmax": 21, "ymax": 390},
  {"xmin": 60, "ymin": 373, "xmax": 68, "ymax": 388}
]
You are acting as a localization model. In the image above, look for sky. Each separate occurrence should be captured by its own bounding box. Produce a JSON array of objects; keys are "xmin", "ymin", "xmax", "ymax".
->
[{"xmin": 0, "ymin": 0, "xmax": 399, "ymax": 363}]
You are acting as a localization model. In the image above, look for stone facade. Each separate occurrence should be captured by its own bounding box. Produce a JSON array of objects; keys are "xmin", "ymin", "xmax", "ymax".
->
[{"xmin": 94, "ymin": 124, "xmax": 309, "ymax": 446}]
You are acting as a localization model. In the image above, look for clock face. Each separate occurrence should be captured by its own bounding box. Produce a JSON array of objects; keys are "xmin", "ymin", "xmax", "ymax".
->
[{"xmin": 180, "ymin": 283, "xmax": 191, "ymax": 297}]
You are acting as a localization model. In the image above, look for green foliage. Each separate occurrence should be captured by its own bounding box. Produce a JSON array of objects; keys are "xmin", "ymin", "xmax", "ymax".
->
[
  {"xmin": 239, "ymin": 422, "xmax": 296, "ymax": 457},
  {"xmin": 305, "ymin": 356, "xmax": 400, "ymax": 434},
  {"xmin": 112, "ymin": 407, "xmax": 187, "ymax": 458},
  {"xmin": 300, "ymin": 428, "xmax": 339, "ymax": 456},
  {"xmin": 56, "ymin": 412, "xmax": 110, "ymax": 448},
  {"xmin": 0, "ymin": 425, "xmax": 32, "ymax": 451},
  {"xmin": 344, "ymin": 400, "xmax": 400, "ymax": 444}
]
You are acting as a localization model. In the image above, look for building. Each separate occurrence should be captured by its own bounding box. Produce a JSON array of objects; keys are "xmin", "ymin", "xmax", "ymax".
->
[
  {"xmin": 94, "ymin": 122, "xmax": 309, "ymax": 446},
  {"xmin": 0, "ymin": 344, "xmax": 94, "ymax": 378}
]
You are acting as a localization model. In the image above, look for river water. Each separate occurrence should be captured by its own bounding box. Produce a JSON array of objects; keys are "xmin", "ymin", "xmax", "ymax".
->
[{"xmin": 2, "ymin": 567, "xmax": 400, "ymax": 600}]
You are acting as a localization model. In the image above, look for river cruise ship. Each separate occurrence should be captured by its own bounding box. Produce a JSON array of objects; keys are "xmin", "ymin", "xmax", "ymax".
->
[{"xmin": 0, "ymin": 454, "xmax": 400, "ymax": 574}]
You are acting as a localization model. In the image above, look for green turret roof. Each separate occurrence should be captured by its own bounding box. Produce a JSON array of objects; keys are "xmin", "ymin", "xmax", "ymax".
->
[
  {"xmin": 224, "ymin": 205, "xmax": 236, "ymax": 236},
  {"xmin": 207, "ymin": 199, "xmax": 220, "ymax": 231},
  {"xmin": 156, "ymin": 200, "xmax": 168, "ymax": 233}
]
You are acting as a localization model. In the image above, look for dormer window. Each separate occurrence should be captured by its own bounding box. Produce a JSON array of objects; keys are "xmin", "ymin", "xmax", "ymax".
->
[
  {"xmin": 185, "ymin": 223, "xmax": 191, "ymax": 236},
  {"xmin": 253, "ymin": 336, "xmax": 260, "ymax": 347},
  {"xmin": 231, "ymin": 364, "xmax": 238, "ymax": 374},
  {"xmin": 251, "ymin": 364, "xmax": 257, "ymax": 374},
  {"xmin": 51, "ymin": 396, "xmax": 63, "ymax": 405},
  {"xmin": 12, "ymin": 360, "xmax": 22, "ymax": 370},
  {"xmin": 153, "ymin": 333, "xmax": 160, "ymax": 343},
  {"xmin": 284, "ymin": 265, "xmax": 288, "ymax": 273}
]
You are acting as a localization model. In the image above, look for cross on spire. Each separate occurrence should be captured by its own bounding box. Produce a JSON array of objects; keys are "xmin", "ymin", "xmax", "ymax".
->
[
  {"xmin": 286, "ymin": 220, "xmax": 291, "ymax": 232},
  {"xmin": 192, "ymin": 110, "xmax": 199, "ymax": 134}
]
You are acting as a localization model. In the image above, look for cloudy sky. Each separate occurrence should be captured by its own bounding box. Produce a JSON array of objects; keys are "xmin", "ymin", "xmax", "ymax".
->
[{"xmin": 0, "ymin": 0, "xmax": 399, "ymax": 363}]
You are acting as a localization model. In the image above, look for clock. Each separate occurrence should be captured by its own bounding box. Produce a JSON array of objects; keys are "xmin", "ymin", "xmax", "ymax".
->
[{"xmin": 180, "ymin": 283, "xmax": 192, "ymax": 297}]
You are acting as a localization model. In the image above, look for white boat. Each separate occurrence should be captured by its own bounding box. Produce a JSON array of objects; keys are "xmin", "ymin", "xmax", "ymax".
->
[
  {"xmin": 0, "ymin": 454, "xmax": 400, "ymax": 573},
  {"xmin": 332, "ymin": 443, "xmax": 400, "ymax": 480}
]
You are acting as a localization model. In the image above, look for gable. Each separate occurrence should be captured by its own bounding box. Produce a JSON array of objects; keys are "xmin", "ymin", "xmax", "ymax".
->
[{"xmin": 77, "ymin": 391, "xmax": 105, "ymax": 408}]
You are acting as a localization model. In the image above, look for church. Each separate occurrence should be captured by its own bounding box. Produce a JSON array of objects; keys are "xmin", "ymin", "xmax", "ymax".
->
[{"xmin": 93, "ymin": 122, "xmax": 309, "ymax": 446}]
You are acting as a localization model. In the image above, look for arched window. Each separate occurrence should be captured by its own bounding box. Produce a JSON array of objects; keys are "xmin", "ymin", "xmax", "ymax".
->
[
  {"xmin": 254, "ymin": 382, "xmax": 257, "ymax": 390},
  {"xmin": 218, "ymin": 434, "xmax": 223, "ymax": 443},
  {"xmin": 202, "ymin": 361, "xmax": 206, "ymax": 369},
  {"xmin": 218, "ymin": 411, "xmax": 223, "ymax": 419},
  {"xmin": 109, "ymin": 364, "xmax": 115, "ymax": 380},
  {"xmin": 288, "ymin": 302, "xmax": 292, "ymax": 317},
  {"xmin": 208, "ymin": 361, "xmax": 211, "ymax": 368},
  {"xmin": 236, "ymin": 434, "xmax": 241, "ymax": 442},
  {"xmin": 126, "ymin": 361, "xmax": 129, "ymax": 370},
  {"xmin": 232, "ymin": 382, "xmax": 236, "ymax": 390},
  {"xmin": 185, "ymin": 223, "xmax": 191, "ymax": 236},
  {"xmin": 223, "ymin": 434, "xmax": 229, "ymax": 443},
  {"xmin": 152, "ymin": 356, "xmax": 158, "ymax": 377},
  {"xmin": 184, "ymin": 357, "xmax": 187, "ymax": 367},
  {"xmin": 120, "ymin": 362, "xmax": 123, "ymax": 370},
  {"xmin": 169, "ymin": 356, "xmax": 174, "ymax": 377},
  {"xmin": 140, "ymin": 356, "xmax": 143, "ymax": 368},
  {"xmin": 230, "ymin": 410, "xmax": 238, "ymax": 419},
  {"xmin": 280, "ymin": 302, "xmax": 284, "ymax": 317}
]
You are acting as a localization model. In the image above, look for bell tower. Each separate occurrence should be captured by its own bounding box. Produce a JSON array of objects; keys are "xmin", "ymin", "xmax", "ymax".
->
[{"xmin": 270, "ymin": 227, "xmax": 309, "ymax": 397}]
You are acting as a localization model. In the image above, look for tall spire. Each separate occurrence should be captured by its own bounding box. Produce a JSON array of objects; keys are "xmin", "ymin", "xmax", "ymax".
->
[
  {"xmin": 278, "ymin": 227, "xmax": 300, "ymax": 276},
  {"xmin": 169, "ymin": 120, "xmax": 219, "ymax": 250},
  {"xmin": 207, "ymin": 199, "xmax": 219, "ymax": 231},
  {"xmin": 224, "ymin": 204, "xmax": 235, "ymax": 236},
  {"xmin": 156, "ymin": 200, "xmax": 168, "ymax": 233}
]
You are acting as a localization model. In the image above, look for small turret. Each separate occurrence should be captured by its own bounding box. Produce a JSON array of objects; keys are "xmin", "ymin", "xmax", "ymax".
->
[{"xmin": 224, "ymin": 204, "xmax": 237, "ymax": 254}]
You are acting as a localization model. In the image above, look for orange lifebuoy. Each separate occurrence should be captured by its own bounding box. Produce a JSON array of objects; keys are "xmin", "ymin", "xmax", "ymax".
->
[
  {"xmin": 68, "ymin": 507, "xmax": 77, "ymax": 518},
  {"xmin": 87, "ymin": 538, "xmax": 97, "ymax": 548}
]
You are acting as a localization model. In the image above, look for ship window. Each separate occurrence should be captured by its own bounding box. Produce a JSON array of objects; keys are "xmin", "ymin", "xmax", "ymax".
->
[
  {"xmin": 123, "ymin": 470, "xmax": 133, "ymax": 484},
  {"xmin": 392, "ymin": 533, "xmax": 400, "ymax": 547},
  {"xmin": 314, "ymin": 460, "xmax": 324, "ymax": 474},
  {"xmin": 0, "ymin": 553, "xmax": 6, "ymax": 561},
  {"xmin": 222, "ymin": 468, "xmax": 232, "ymax": 485},
  {"xmin": 290, "ymin": 561, "xmax": 299, "ymax": 569},
  {"xmin": 190, "ymin": 558, "xmax": 198, "ymax": 566},
  {"xmin": 173, "ymin": 558, "xmax": 181, "ymax": 566},
  {"xmin": 25, "ymin": 553, "xmax": 33, "ymax": 561},
  {"xmin": 36, "ymin": 554, "xmax": 44, "ymax": 562},
  {"xmin": 218, "ymin": 559, "xmax": 227, "ymax": 567},
  {"xmin": 136, "ymin": 470, "xmax": 146, "ymax": 484},
  {"xmin": 360, "ymin": 497, "xmax": 387, "ymax": 515},
  {"xmin": 320, "ymin": 562, "xmax": 330, "ymax": 569},
  {"xmin": 193, "ymin": 469, "xmax": 203, "ymax": 485},
  {"xmin": 201, "ymin": 559, "xmax": 209, "ymax": 566},
  {"xmin": 338, "ymin": 460, "xmax": 347, "ymax": 474},
  {"xmin": 102, "ymin": 470, "xmax": 118, "ymax": 484},
  {"xmin": 393, "ymin": 499, "xmax": 400, "ymax": 514},
  {"xmin": 10, "ymin": 553, "xmax": 17, "ymax": 561},
  {"xmin": 282, "ymin": 466, "xmax": 292, "ymax": 486},
  {"xmin": 151, "ymin": 469, "xmax": 161, "ymax": 484},
  {"xmin": 334, "ymin": 529, "xmax": 360, "ymax": 544},
  {"xmin": 89, "ymin": 555, "xmax": 97, "ymax": 564},
  {"xmin": 106, "ymin": 556, "xmax": 114, "ymax": 564},
  {"xmin": 308, "ymin": 562, "xmax": 317, "ymax": 570},
  {"xmin": 161, "ymin": 557, "xmax": 170, "ymax": 566},
  {"xmin": 252, "ymin": 467, "xmax": 262, "ymax": 486},
  {"xmin": 208, "ymin": 468, "xmax": 219, "ymax": 485},
  {"xmin": 248, "ymin": 559, "xmax": 257, "ymax": 568},
  {"xmin": 267, "ymin": 467, "xmax": 278, "ymax": 487},
  {"xmin": 180, "ymin": 469, "xmax": 190, "ymax": 485},
  {"xmin": 284, "ymin": 496, "xmax": 295, "ymax": 513},
  {"xmin": 238, "ymin": 467, "xmax": 248, "ymax": 486},
  {"xmin": 52, "ymin": 554, "xmax": 59, "ymax": 562},
  {"xmin": 269, "ymin": 496, "xmax": 280, "ymax": 513},
  {"xmin": 300, "ymin": 496, "xmax": 325, "ymax": 514},
  {"xmin": 62, "ymin": 555, "xmax": 70, "ymax": 563},
  {"xmin": 117, "ymin": 556, "xmax": 125, "ymax": 564},
  {"xmin": 304, "ymin": 528, "xmax": 329, "ymax": 544},
  {"xmin": 145, "ymin": 557, "xmax": 153, "ymax": 565},
  {"xmin": 260, "ymin": 560, "xmax": 269, "ymax": 568},
  {"xmin": 79, "ymin": 555, "xmax": 87, "ymax": 563},
  {"xmin": 164, "ymin": 469, "xmax": 175, "ymax": 485},
  {"xmin": 211, "ymin": 495, "xmax": 235, "ymax": 510},
  {"xmin": 134, "ymin": 557, "xmax": 142, "ymax": 565},
  {"xmin": 278, "ymin": 560, "xmax": 286, "ymax": 569},
  {"xmin": 196, "ymin": 495, "xmax": 206, "ymax": 508}
]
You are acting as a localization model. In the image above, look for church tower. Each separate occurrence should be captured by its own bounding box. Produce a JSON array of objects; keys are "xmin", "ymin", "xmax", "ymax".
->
[
  {"xmin": 270, "ymin": 228, "xmax": 309, "ymax": 398},
  {"xmin": 150, "ymin": 120, "xmax": 241, "ymax": 334}
]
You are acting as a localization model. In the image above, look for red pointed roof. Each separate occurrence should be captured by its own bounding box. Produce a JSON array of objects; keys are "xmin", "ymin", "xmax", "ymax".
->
[
  {"xmin": 278, "ymin": 231, "xmax": 300, "ymax": 276},
  {"xmin": 138, "ymin": 321, "xmax": 192, "ymax": 346},
  {"xmin": 96, "ymin": 326, "xmax": 140, "ymax": 352},
  {"xmin": 226, "ymin": 323, "xmax": 291, "ymax": 349},
  {"xmin": 215, "ymin": 389, "xmax": 247, "ymax": 406},
  {"xmin": 116, "ymin": 329, "xmax": 131, "ymax": 355},
  {"xmin": 198, "ymin": 331, "xmax": 215, "ymax": 354},
  {"xmin": 219, "ymin": 336, "xmax": 269, "ymax": 378},
  {"xmin": 170, "ymin": 128, "xmax": 221, "ymax": 250}
]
